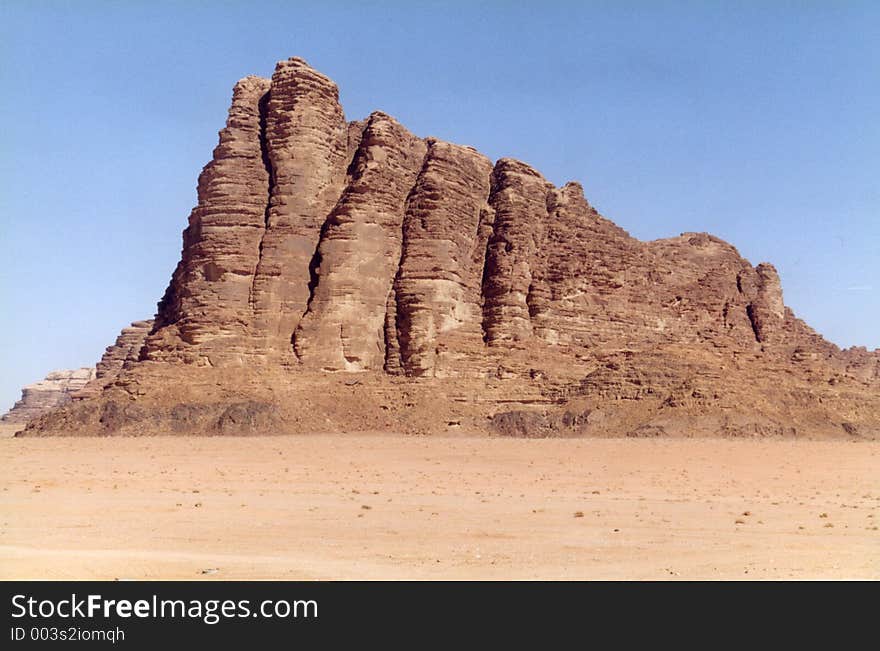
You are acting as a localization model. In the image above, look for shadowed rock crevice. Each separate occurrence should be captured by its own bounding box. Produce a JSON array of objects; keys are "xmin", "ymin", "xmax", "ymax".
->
[
  {"xmin": 293, "ymin": 120, "xmax": 371, "ymax": 362},
  {"xmin": 292, "ymin": 112, "xmax": 427, "ymax": 370},
  {"xmin": 248, "ymin": 88, "xmax": 276, "ymax": 315},
  {"xmin": 392, "ymin": 140, "xmax": 494, "ymax": 377},
  {"xmin": 248, "ymin": 58, "xmax": 351, "ymax": 362}
]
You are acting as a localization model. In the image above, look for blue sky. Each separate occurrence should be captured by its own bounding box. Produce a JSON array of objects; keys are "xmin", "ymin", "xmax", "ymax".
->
[{"xmin": 1, "ymin": 1, "xmax": 878, "ymax": 411}]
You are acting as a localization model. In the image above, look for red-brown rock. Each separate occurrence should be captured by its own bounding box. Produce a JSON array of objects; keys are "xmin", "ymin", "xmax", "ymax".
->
[{"xmin": 20, "ymin": 57, "xmax": 879, "ymax": 439}]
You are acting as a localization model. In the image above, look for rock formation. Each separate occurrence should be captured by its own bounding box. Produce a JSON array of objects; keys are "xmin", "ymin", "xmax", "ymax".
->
[
  {"xmin": 2, "ymin": 320, "xmax": 152, "ymax": 426},
  {"xmin": 20, "ymin": 56, "xmax": 880, "ymax": 438},
  {"xmin": 2, "ymin": 368, "xmax": 95, "ymax": 426},
  {"xmin": 90, "ymin": 320, "xmax": 153, "ymax": 381},
  {"xmin": 73, "ymin": 320, "xmax": 154, "ymax": 400}
]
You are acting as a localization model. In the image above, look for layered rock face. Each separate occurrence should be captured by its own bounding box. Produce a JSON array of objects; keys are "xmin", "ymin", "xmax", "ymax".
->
[
  {"xmin": 21, "ymin": 57, "xmax": 880, "ymax": 438},
  {"xmin": 73, "ymin": 320, "xmax": 154, "ymax": 400},
  {"xmin": 147, "ymin": 77, "xmax": 271, "ymax": 365},
  {"xmin": 2, "ymin": 321, "xmax": 153, "ymax": 427},
  {"xmin": 95, "ymin": 320, "xmax": 154, "ymax": 381},
  {"xmin": 3, "ymin": 369, "xmax": 95, "ymax": 425},
  {"xmin": 293, "ymin": 112, "xmax": 427, "ymax": 370},
  {"xmin": 389, "ymin": 140, "xmax": 494, "ymax": 377}
]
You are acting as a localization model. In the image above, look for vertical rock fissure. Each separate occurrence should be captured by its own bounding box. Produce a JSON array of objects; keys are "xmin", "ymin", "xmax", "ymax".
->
[
  {"xmin": 479, "ymin": 168, "xmax": 501, "ymax": 345},
  {"xmin": 291, "ymin": 212, "xmax": 333, "ymax": 361},
  {"xmin": 291, "ymin": 113, "xmax": 426, "ymax": 371},
  {"xmin": 382, "ymin": 284, "xmax": 402, "ymax": 374},
  {"xmin": 389, "ymin": 141, "xmax": 494, "ymax": 377},
  {"xmin": 246, "ymin": 57, "xmax": 351, "ymax": 362},
  {"xmin": 523, "ymin": 187, "xmax": 554, "ymax": 334},
  {"xmin": 471, "ymin": 207, "xmax": 496, "ymax": 347},
  {"xmin": 249, "ymin": 90, "xmax": 274, "ymax": 313},
  {"xmin": 292, "ymin": 120, "xmax": 370, "ymax": 362},
  {"xmin": 387, "ymin": 143, "xmax": 434, "ymax": 375},
  {"xmin": 746, "ymin": 304, "xmax": 762, "ymax": 343}
]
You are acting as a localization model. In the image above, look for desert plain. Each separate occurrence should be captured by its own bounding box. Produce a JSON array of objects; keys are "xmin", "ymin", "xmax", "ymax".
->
[{"xmin": 1, "ymin": 434, "xmax": 877, "ymax": 580}]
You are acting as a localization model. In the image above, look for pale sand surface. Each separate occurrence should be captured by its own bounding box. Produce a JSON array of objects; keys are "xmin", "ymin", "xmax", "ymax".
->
[
  {"xmin": 1, "ymin": 436, "xmax": 877, "ymax": 580},
  {"xmin": 0, "ymin": 423, "xmax": 23, "ymax": 439}
]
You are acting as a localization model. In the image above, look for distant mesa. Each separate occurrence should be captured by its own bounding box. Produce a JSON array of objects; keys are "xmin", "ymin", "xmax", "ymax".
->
[
  {"xmin": 9, "ymin": 57, "xmax": 879, "ymax": 437},
  {"xmin": 2, "ymin": 320, "xmax": 153, "ymax": 431},
  {"xmin": 2, "ymin": 368, "xmax": 95, "ymax": 428}
]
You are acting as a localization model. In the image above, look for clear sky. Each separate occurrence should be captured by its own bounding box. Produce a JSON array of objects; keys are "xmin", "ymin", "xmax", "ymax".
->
[{"xmin": 1, "ymin": 1, "xmax": 878, "ymax": 411}]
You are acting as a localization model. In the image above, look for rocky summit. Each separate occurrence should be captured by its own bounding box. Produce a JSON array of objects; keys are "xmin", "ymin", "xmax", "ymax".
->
[{"xmin": 18, "ymin": 57, "xmax": 880, "ymax": 438}]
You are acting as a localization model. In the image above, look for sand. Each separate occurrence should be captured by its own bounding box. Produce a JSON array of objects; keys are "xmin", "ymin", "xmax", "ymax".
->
[
  {"xmin": 0, "ymin": 423, "xmax": 23, "ymax": 439},
  {"xmin": 1, "ymin": 436, "xmax": 877, "ymax": 580}
]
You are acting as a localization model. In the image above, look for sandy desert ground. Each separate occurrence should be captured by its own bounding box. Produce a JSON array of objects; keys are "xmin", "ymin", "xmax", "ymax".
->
[
  {"xmin": 1, "ymin": 435, "xmax": 878, "ymax": 580},
  {"xmin": 0, "ymin": 423, "xmax": 22, "ymax": 439}
]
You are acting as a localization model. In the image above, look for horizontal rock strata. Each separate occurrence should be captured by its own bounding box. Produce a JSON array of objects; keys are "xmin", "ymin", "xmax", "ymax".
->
[
  {"xmin": 74, "ymin": 320, "xmax": 154, "ymax": 400},
  {"xmin": 2, "ymin": 368, "xmax": 95, "ymax": 424},
  {"xmin": 3, "ymin": 320, "xmax": 154, "ymax": 426}
]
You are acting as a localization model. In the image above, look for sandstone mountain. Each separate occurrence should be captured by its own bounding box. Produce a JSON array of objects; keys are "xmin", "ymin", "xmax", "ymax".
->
[{"xmin": 21, "ymin": 57, "xmax": 880, "ymax": 438}]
